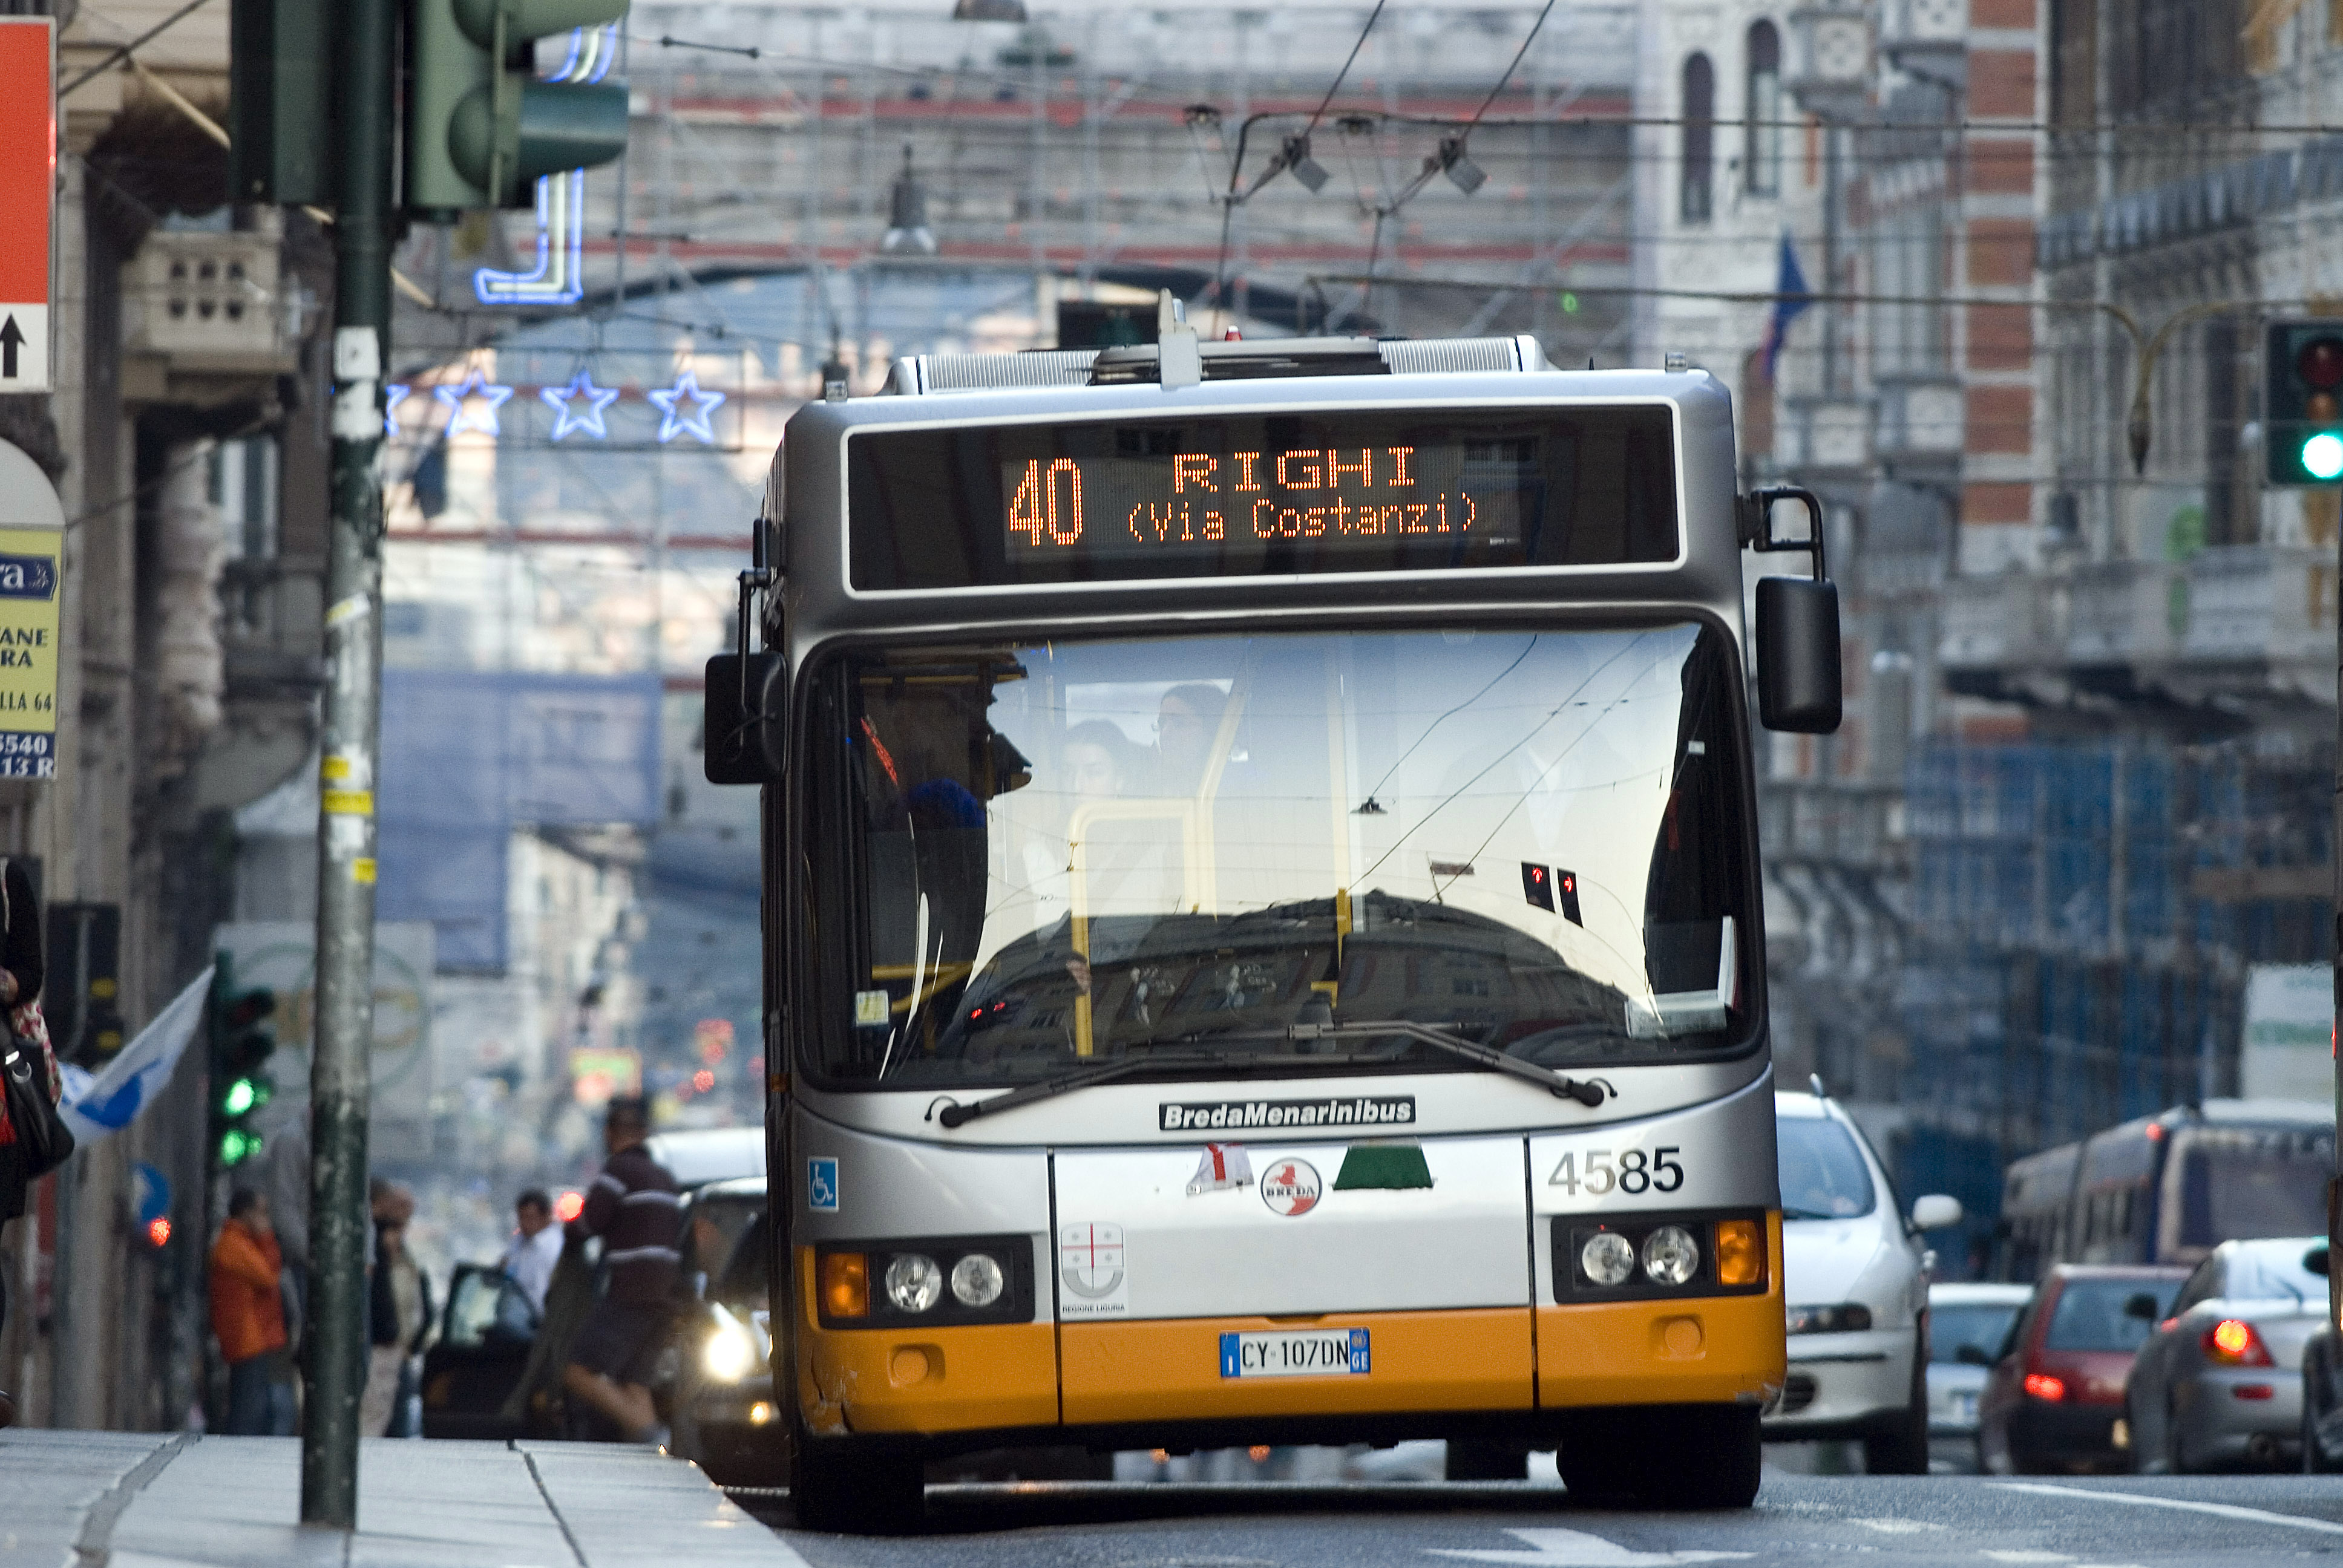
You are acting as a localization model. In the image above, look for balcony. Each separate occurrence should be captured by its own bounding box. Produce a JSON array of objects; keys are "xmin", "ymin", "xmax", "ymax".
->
[
  {"xmin": 1880, "ymin": 0, "xmax": 1964, "ymax": 81},
  {"xmin": 1873, "ymin": 376, "xmax": 1962, "ymax": 475},
  {"xmin": 122, "ymin": 230, "xmax": 298, "ymax": 403},
  {"xmin": 1777, "ymin": 396, "xmax": 1874, "ymax": 480},
  {"xmin": 1788, "ymin": 4, "xmax": 1873, "ymax": 120},
  {"xmin": 1940, "ymin": 548, "xmax": 2336, "ymax": 710}
]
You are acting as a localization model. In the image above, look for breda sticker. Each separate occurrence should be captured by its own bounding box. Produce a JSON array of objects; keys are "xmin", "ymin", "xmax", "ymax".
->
[
  {"xmin": 1259, "ymin": 1158, "xmax": 1323, "ymax": 1217},
  {"xmin": 1058, "ymin": 1221, "xmax": 1129, "ymax": 1317}
]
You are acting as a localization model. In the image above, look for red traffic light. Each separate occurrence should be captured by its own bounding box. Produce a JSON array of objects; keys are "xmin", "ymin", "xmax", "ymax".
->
[{"xmin": 2298, "ymin": 336, "xmax": 2343, "ymax": 391}]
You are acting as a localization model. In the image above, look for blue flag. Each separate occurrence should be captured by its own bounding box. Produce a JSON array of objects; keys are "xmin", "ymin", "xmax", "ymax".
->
[
  {"xmin": 56, "ymin": 967, "xmax": 213, "ymax": 1145},
  {"xmin": 1760, "ymin": 233, "xmax": 1812, "ymax": 384}
]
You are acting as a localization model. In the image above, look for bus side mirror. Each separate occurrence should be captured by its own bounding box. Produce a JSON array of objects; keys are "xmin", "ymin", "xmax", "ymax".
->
[
  {"xmin": 704, "ymin": 652, "xmax": 786, "ymax": 784},
  {"xmin": 1755, "ymin": 577, "xmax": 1842, "ymax": 734},
  {"xmin": 1744, "ymin": 485, "xmax": 1841, "ymax": 734}
]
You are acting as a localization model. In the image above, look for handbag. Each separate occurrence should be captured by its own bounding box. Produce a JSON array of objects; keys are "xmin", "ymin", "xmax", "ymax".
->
[{"xmin": 0, "ymin": 855, "xmax": 69, "ymax": 1192}]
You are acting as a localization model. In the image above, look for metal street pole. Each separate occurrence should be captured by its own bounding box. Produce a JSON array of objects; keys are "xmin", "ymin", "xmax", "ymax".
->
[{"xmin": 303, "ymin": 0, "xmax": 392, "ymax": 1525}]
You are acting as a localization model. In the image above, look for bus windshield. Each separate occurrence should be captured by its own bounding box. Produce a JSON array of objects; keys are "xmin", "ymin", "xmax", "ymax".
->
[{"xmin": 804, "ymin": 622, "xmax": 1754, "ymax": 1090}]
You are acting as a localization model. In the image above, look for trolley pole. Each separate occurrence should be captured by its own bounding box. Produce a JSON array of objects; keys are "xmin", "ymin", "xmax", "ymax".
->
[{"xmin": 302, "ymin": 0, "xmax": 393, "ymax": 1525}]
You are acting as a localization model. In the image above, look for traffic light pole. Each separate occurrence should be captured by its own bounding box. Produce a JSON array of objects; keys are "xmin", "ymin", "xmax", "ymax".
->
[{"xmin": 303, "ymin": 0, "xmax": 393, "ymax": 1527}]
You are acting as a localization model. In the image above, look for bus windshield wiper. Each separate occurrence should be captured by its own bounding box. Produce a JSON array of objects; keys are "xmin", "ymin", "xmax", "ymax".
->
[
  {"xmin": 932, "ymin": 1049, "xmax": 1233, "ymax": 1128},
  {"xmin": 1213, "ymin": 1020, "xmax": 1610, "ymax": 1107}
]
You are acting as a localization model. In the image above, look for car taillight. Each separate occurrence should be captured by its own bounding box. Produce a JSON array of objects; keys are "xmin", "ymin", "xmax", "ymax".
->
[
  {"xmin": 2022, "ymin": 1372, "xmax": 2066, "ymax": 1401},
  {"xmin": 2202, "ymin": 1318, "xmax": 2274, "ymax": 1367}
]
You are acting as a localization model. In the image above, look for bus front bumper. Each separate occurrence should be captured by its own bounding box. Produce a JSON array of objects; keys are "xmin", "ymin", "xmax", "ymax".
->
[{"xmin": 799, "ymin": 1277, "xmax": 1784, "ymax": 1448}]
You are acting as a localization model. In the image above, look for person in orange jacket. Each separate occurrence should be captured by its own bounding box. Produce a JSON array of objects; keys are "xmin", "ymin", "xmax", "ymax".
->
[{"xmin": 210, "ymin": 1189, "xmax": 293, "ymax": 1435}]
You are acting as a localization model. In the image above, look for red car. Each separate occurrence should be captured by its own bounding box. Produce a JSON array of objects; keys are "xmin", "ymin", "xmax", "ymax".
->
[{"xmin": 1978, "ymin": 1264, "xmax": 2187, "ymax": 1474}]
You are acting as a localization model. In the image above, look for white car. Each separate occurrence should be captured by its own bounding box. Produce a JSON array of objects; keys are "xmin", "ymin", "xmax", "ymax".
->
[
  {"xmin": 1927, "ymin": 1281, "xmax": 2032, "ymax": 1455},
  {"xmin": 1766, "ymin": 1089, "xmax": 1964, "ymax": 1472}
]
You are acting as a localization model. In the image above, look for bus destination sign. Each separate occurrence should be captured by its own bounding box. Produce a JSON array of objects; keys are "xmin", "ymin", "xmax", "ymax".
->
[{"xmin": 1000, "ymin": 440, "xmax": 1530, "ymax": 561}]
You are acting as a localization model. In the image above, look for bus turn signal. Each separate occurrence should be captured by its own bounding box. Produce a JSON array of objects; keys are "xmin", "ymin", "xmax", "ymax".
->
[
  {"xmin": 1714, "ymin": 1219, "xmax": 1763, "ymax": 1287},
  {"xmin": 822, "ymin": 1252, "xmax": 870, "ymax": 1318}
]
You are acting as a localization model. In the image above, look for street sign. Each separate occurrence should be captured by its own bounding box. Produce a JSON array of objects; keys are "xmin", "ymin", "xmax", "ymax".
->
[
  {"xmin": 0, "ymin": 19, "xmax": 53, "ymax": 394},
  {"xmin": 0, "ymin": 440, "xmax": 61, "ymax": 779}
]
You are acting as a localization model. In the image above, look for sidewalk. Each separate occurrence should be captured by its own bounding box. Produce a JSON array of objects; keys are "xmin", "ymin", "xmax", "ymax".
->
[{"xmin": 0, "ymin": 1431, "xmax": 807, "ymax": 1568}]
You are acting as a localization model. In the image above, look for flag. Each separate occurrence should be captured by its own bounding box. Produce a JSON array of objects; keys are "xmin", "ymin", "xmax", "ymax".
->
[
  {"xmin": 56, "ymin": 966, "xmax": 213, "ymax": 1145},
  {"xmin": 1760, "ymin": 232, "xmax": 1812, "ymax": 384}
]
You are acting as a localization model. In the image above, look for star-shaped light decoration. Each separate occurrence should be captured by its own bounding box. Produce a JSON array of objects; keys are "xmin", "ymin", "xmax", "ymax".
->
[
  {"xmin": 434, "ymin": 368, "xmax": 516, "ymax": 437},
  {"xmin": 539, "ymin": 370, "xmax": 620, "ymax": 441},
  {"xmin": 647, "ymin": 370, "xmax": 727, "ymax": 445},
  {"xmin": 384, "ymin": 384, "xmax": 410, "ymax": 438}
]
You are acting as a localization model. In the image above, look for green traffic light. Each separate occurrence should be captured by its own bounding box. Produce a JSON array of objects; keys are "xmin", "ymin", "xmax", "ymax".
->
[
  {"xmin": 222, "ymin": 1078, "xmax": 258, "ymax": 1117},
  {"xmin": 2303, "ymin": 431, "xmax": 2343, "ymax": 480},
  {"xmin": 219, "ymin": 1129, "xmax": 264, "ymax": 1165}
]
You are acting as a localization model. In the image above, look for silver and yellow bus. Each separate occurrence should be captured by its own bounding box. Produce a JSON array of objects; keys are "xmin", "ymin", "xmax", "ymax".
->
[{"xmin": 706, "ymin": 318, "xmax": 1842, "ymax": 1527}]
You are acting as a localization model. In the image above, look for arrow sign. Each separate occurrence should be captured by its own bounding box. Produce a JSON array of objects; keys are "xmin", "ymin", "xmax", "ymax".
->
[{"xmin": 0, "ymin": 19, "xmax": 53, "ymax": 392}]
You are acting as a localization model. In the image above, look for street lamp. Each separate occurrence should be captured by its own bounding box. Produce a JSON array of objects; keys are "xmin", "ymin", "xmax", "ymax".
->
[{"xmin": 881, "ymin": 144, "xmax": 938, "ymax": 255}]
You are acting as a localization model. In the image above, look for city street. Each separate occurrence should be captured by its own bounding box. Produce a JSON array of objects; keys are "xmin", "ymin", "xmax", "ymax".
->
[{"xmin": 747, "ymin": 1475, "xmax": 2343, "ymax": 1568}]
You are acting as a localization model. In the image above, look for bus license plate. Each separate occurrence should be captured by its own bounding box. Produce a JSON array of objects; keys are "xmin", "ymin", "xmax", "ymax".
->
[{"xmin": 1219, "ymin": 1328, "xmax": 1371, "ymax": 1379}]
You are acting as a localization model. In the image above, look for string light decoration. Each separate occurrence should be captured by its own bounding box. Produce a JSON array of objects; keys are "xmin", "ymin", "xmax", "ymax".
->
[
  {"xmin": 647, "ymin": 370, "xmax": 727, "ymax": 445},
  {"xmin": 540, "ymin": 370, "xmax": 622, "ymax": 440},
  {"xmin": 434, "ymin": 368, "xmax": 516, "ymax": 436}
]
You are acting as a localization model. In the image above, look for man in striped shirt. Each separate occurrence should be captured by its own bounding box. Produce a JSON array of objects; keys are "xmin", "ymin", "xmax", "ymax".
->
[{"xmin": 560, "ymin": 1097, "xmax": 683, "ymax": 1442}]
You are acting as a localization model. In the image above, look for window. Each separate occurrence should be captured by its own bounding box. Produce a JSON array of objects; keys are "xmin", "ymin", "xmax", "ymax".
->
[
  {"xmin": 2044, "ymin": 1276, "xmax": 2179, "ymax": 1351},
  {"xmin": 1746, "ymin": 22, "xmax": 1781, "ymax": 197},
  {"xmin": 1680, "ymin": 53, "xmax": 1714, "ymax": 224},
  {"xmin": 1777, "ymin": 1117, "xmax": 1877, "ymax": 1219}
]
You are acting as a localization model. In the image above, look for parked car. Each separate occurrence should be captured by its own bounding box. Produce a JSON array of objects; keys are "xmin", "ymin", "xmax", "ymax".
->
[
  {"xmin": 419, "ymin": 1261, "xmax": 540, "ymax": 1439},
  {"xmin": 1765, "ymin": 1089, "xmax": 1964, "ymax": 1473},
  {"xmin": 2127, "ymin": 1236, "xmax": 2326, "ymax": 1473},
  {"xmin": 1926, "ymin": 1282, "xmax": 2032, "ymax": 1462},
  {"xmin": 1976, "ymin": 1264, "xmax": 2184, "ymax": 1474}
]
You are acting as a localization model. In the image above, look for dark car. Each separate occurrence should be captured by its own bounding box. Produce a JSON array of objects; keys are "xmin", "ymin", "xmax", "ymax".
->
[
  {"xmin": 1978, "ymin": 1264, "xmax": 2186, "ymax": 1474},
  {"xmin": 670, "ymin": 1194, "xmax": 781, "ymax": 1482}
]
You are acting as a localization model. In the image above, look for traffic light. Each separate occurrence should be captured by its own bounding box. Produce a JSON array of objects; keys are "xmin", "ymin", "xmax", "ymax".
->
[
  {"xmin": 207, "ymin": 961, "xmax": 278, "ymax": 1169},
  {"xmin": 2264, "ymin": 321, "xmax": 2343, "ymax": 485},
  {"xmin": 226, "ymin": 0, "xmax": 335, "ymax": 204},
  {"xmin": 407, "ymin": 0, "xmax": 632, "ymax": 216}
]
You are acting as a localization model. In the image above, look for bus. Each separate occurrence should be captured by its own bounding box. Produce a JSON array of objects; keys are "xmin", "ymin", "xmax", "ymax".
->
[
  {"xmin": 1999, "ymin": 1099, "xmax": 2334, "ymax": 1279},
  {"xmin": 704, "ymin": 316, "xmax": 1842, "ymax": 1527}
]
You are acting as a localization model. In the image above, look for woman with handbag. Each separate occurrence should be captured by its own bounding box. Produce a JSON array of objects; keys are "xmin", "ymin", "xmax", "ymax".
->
[{"xmin": 0, "ymin": 855, "xmax": 54, "ymax": 1430}]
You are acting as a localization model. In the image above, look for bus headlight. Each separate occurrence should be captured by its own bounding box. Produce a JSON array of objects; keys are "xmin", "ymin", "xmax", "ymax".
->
[
  {"xmin": 1581, "ymin": 1231, "xmax": 1636, "ymax": 1286},
  {"xmin": 883, "ymin": 1253, "xmax": 943, "ymax": 1313},
  {"xmin": 950, "ymin": 1252, "xmax": 1005, "ymax": 1307},
  {"xmin": 814, "ymin": 1235, "xmax": 1031, "ymax": 1326},
  {"xmin": 1640, "ymin": 1225, "xmax": 1700, "ymax": 1286}
]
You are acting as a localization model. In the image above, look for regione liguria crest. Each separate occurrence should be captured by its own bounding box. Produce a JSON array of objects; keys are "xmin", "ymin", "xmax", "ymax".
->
[{"xmin": 1058, "ymin": 1221, "xmax": 1128, "ymax": 1316}]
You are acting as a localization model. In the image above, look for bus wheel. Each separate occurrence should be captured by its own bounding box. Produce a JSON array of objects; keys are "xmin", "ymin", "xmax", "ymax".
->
[
  {"xmin": 1559, "ymin": 1405, "xmax": 1760, "ymax": 1509},
  {"xmin": 791, "ymin": 1434, "xmax": 926, "ymax": 1534},
  {"xmin": 1445, "ymin": 1439, "xmax": 1531, "ymax": 1481}
]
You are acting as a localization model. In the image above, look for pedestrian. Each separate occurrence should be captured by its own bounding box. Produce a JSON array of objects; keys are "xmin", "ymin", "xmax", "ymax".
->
[
  {"xmin": 560, "ymin": 1096, "xmax": 681, "ymax": 1443},
  {"xmin": 499, "ymin": 1187, "xmax": 564, "ymax": 1316},
  {"xmin": 0, "ymin": 854, "xmax": 48, "ymax": 1430},
  {"xmin": 362, "ymin": 1180, "xmax": 433, "ymax": 1436},
  {"xmin": 209, "ymin": 1189, "xmax": 295, "ymax": 1435}
]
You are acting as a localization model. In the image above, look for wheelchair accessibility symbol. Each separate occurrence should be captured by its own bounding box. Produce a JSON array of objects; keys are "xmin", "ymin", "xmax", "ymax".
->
[{"xmin": 807, "ymin": 1157, "xmax": 839, "ymax": 1212}]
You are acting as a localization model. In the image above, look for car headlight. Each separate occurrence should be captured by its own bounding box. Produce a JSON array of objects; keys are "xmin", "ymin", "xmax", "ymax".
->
[
  {"xmin": 1581, "ymin": 1231, "xmax": 1636, "ymax": 1286},
  {"xmin": 1786, "ymin": 1302, "xmax": 1873, "ymax": 1335},
  {"xmin": 950, "ymin": 1252, "xmax": 1005, "ymax": 1307},
  {"xmin": 1640, "ymin": 1225, "xmax": 1699, "ymax": 1286},
  {"xmin": 883, "ymin": 1253, "xmax": 943, "ymax": 1313},
  {"xmin": 703, "ymin": 1318, "xmax": 758, "ymax": 1382}
]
